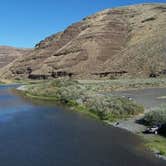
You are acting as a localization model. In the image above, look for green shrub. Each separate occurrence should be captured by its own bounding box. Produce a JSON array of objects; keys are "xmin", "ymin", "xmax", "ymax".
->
[
  {"xmin": 85, "ymin": 95, "xmax": 144, "ymax": 121},
  {"xmin": 144, "ymin": 105, "xmax": 166, "ymax": 126}
]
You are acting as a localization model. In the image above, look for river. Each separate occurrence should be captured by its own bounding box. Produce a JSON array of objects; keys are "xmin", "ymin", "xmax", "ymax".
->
[{"xmin": 0, "ymin": 85, "xmax": 165, "ymax": 166}]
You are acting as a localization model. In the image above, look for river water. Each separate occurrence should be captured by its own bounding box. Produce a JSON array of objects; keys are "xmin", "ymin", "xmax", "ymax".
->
[{"xmin": 0, "ymin": 85, "xmax": 165, "ymax": 166}]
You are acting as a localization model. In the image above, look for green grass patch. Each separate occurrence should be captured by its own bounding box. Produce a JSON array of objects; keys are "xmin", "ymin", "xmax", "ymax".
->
[{"xmin": 142, "ymin": 134, "xmax": 166, "ymax": 156}]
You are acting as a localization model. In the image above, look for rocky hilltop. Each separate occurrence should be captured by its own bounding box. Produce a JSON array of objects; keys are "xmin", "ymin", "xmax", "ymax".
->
[{"xmin": 0, "ymin": 3, "xmax": 166, "ymax": 79}]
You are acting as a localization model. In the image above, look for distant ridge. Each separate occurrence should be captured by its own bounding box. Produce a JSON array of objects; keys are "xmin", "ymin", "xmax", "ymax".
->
[{"xmin": 0, "ymin": 46, "xmax": 31, "ymax": 68}]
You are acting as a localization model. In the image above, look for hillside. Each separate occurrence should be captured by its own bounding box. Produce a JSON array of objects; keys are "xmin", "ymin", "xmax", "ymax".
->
[
  {"xmin": 0, "ymin": 46, "xmax": 31, "ymax": 68},
  {"xmin": 0, "ymin": 3, "xmax": 166, "ymax": 80}
]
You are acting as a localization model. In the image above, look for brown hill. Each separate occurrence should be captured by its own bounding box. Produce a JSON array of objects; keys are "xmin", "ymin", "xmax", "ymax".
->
[
  {"xmin": 0, "ymin": 46, "xmax": 31, "ymax": 68},
  {"xmin": 1, "ymin": 3, "xmax": 166, "ymax": 80}
]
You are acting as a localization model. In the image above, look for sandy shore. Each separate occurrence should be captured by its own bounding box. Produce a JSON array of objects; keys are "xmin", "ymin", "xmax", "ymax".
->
[{"xmin": 110, "ymin": 114, "xmax": 146, "ymax": 134}]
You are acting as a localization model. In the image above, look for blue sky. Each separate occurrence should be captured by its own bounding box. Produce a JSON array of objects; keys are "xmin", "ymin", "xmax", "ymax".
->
[{"xmin": 0, "ymin": 0, "xmax": 165, "ymax": 48}]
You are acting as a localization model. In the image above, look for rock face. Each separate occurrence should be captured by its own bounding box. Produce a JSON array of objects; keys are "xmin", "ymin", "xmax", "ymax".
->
[{"xmin": 1, "ymin": 3, "xmax": 166, "ymax": 79}]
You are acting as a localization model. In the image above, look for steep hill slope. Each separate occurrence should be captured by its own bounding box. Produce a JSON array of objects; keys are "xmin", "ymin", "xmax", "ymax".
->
[{"xmin": 1, "ymin": 3, "xmax": 166, "ymax": 79}]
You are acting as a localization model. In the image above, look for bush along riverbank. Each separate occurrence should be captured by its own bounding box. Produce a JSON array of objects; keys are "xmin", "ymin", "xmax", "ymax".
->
[
  {"xmin": 142, "ymin": 106, "xmax": 166, "ymax": 157},
  {"xmin": 19, "ymin": 79, "xmax": 144, "ymax": 122}
]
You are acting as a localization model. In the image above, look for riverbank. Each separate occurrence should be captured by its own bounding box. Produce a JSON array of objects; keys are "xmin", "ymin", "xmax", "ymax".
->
[
  {"xmin": 0, "ymin": 79, "xmax": 15, "ymax": 84},
  {"xmin": 16, "ymin": 78, "xmax": 166, "ymax": 160},
  {"xmin": 110, "ymin": 113, "xmax": 166, "ymax": 160},
  {"xmin": 17, "ymin": 80, "xmax": 144, "ymax": 121}
]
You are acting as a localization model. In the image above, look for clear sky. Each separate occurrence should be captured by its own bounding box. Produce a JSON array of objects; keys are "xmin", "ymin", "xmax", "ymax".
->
[{"xmin": 0, "ymin": 0, "xmax": 165, "ymax": 48}]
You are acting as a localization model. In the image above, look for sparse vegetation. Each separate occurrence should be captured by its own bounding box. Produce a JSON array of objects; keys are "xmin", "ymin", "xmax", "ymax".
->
[
  {"xmin": 22, "ymin": 79, "xmax": 144, "ymax": 122},
  {"xmin": 78, "ymin": 78, "xmax": 166, "ymax": 91}
]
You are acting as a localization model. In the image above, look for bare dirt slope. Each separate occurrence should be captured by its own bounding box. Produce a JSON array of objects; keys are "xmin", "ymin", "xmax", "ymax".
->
[{"xmin": 1, "ymin": 3, "xmax": 166, "ymax": 79}]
